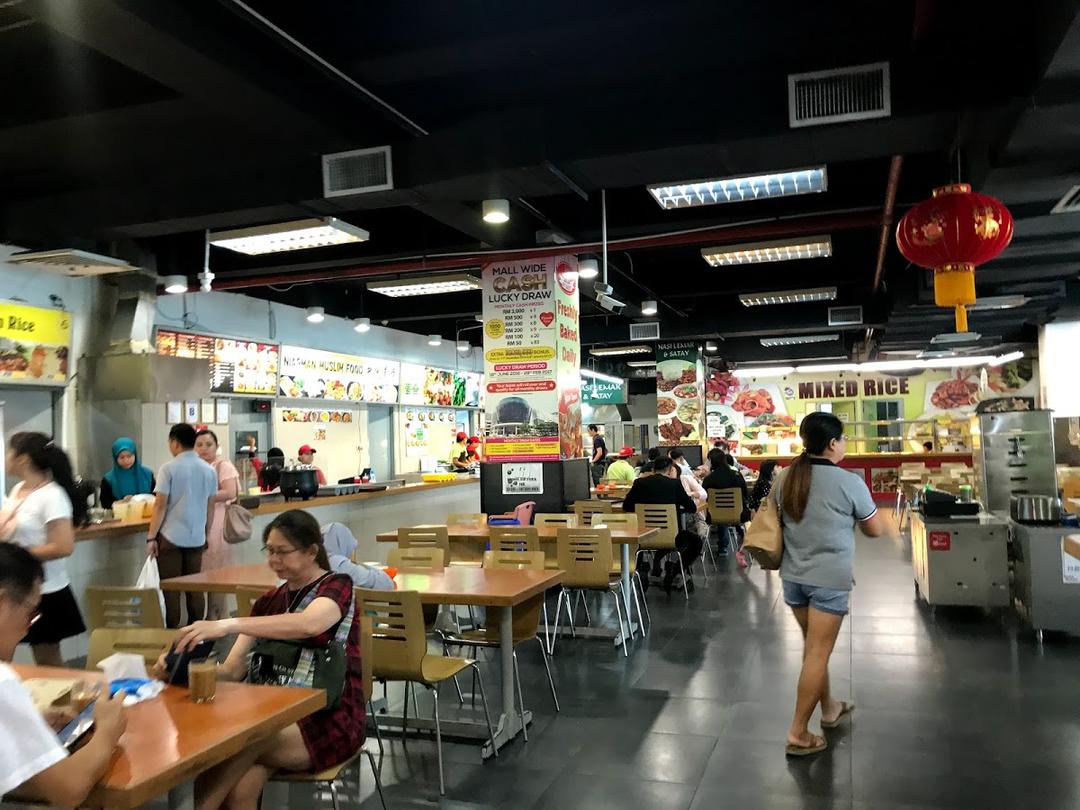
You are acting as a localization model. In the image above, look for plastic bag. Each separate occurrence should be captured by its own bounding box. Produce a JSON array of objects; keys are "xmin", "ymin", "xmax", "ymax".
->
[{"xmin": 136, "ymin": 555, "xmax": 167, "ymax": 621}]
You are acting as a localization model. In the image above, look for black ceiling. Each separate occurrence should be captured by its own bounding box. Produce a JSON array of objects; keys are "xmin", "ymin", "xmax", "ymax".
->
[{"xmin": 3, "ymin": 0, "xmax": 1080, "ymax": 373}]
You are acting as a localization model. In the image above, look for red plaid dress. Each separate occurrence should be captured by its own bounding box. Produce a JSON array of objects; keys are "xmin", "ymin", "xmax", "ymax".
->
[{"xmin": 252, "ymin": 573, "xmax": 365, "ymax": 771}]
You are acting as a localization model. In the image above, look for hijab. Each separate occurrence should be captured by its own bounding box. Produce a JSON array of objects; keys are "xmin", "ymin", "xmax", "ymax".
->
[{"xmin": 103, "ymin": 437, "xmax": 154, "ymax": 498}]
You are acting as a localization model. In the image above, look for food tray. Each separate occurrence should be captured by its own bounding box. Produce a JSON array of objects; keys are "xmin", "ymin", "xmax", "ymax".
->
[{"xmin": 421, "ymin": 473, "xmax": 458, "ymax": 482}]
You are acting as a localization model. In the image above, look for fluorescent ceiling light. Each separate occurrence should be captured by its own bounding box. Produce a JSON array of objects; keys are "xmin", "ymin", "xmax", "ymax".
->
[
  {"xmin": 702, "ymin": 235, "xmax": 832, "ymax": 267},
  {"xmin": 647, "ymin": 166, "xmax": 827, "ymax": 210},
  {"xmin": 578, "ymin": 259, "xmax": 599, "ymax": 279},
  {"xmin": 427, "ymin": 334, "xmax": 443, "ymax": 346},
  {"xmin": 739, "ymin": 287, "xmax": 837, "ymax": 307},
  {"xmin": 626, "ymin": 360, "xmax": 657, "ymax": 368},
  {"xmin": 305, "ymin": 306, "xmax": 325, "ymax": 324},
  {"xmin": 995, "ymin": 350, "xmax": 1024, "ymax": 364},
  {"xmin": 9, "ymin": 248, "xmax": 135, "ymax": 276},
  {"xmin": 733, "ymin": 365, "xmax": 795, "ymax": 377},
  {"xmin": 482, "ymin": 198, "xmax": 510, "ymax": 223},
  {"xmin": 353, "ymin": 317, "xmax": 371, "ymax": 333},
  {"xmin": 162, "ymin": 275, "xmax": 188, "ymax": 294},
  {"xmin": 759, "ymin": 333, "xmax": 839, "ymax": 348},
  {"xmin": 581, "ymin": 368, "xmax": 624, "ymax": 385},
  {"xmin": 367, "ymin": 273, "xmax": 481, "ymax": 297},
  {"xmin": 966, "ymin": 295, "xmax": 1029, "ymax": 311},
  {"xmin": 931, "ymin": 331, "xmax": 981, "ymax": 345},
  {"xmin": 641, "ymin": 299, "xmax": 658, "ymax": 316},
  {"xmin": 590, "ymin": 345, "xmax": 652, "ymax": 357},
  {"xmin": 795, "ymin": 362, "xmax": 858, "ymax": 373},
  {"xmin": 209, "ymin": 217, "xmax": 369, "ymax": 255}
]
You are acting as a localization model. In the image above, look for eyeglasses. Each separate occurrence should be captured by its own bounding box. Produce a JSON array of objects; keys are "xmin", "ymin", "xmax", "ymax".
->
[{"xmin": 261, "ymin": 546, "xmax": 301, "ymax": 559}]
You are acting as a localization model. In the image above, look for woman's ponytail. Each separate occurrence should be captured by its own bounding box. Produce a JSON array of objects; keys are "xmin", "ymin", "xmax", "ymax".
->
[{"xmin": 781, "ymin": 412, "xmax": 845, "ymax": 523}]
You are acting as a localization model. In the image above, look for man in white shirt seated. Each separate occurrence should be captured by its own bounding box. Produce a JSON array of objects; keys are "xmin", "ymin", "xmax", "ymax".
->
[{"xmin": 0, "ymin": 543, "xmax": 127, "ymax": 808}]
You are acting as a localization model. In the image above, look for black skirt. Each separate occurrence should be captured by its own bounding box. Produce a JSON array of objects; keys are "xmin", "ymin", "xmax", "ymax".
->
[{"xmin": 24, "ymin": 585, "xmax": 86, "ymax": 646}]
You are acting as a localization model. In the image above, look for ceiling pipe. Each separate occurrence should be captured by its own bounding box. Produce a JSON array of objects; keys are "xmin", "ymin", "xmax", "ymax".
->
[
  {"xmin": 214, "ymin": 210, "xmax": 883, "ymax": 290},
  {"xmin": 871, "ymin": 155, "xmax": 904, "ymax": 295}
]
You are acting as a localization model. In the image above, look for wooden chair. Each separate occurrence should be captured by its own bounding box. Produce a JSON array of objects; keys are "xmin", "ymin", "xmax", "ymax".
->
[
  {"xmin": 270, "ymin": 615, "xmax": 387, "ymax": 810},
  {"xmin": 589, "ymin": 512, "xmax": 650, "ymax": 627},
  {"xmin": 356, "ymin": 588, "xmax": 497, "ymax": 795},
  {"xmin": 85, "ymin": 586, "xmax": 164, "ymax": 630},
  {"xmin": 86, "ymin": 628, "xmax": 176, "ymax": 670},
  {"xmin": 707, "ymin": 487, "xmax": 744, "ymax": 557},
  {"xmin": 489, "ymin": 526, "xmax": 541, "ymax": 553},
  {"xmin": 438, "ymin": 549, "xmax": 559, "ymax": 740},
  {"xmin": 234, "ymin": 586, "xmax": 269, "ymax": 618},
  {"xmin": 635, "ymin": 503, "xmax": 690, "ymax": 600},
  {"xmin": 574, "ymin": 499, "xmax": 614, "ymax": 524},
  {"xmin": 446, "ymin": 512, "xmax": 488, "ymax": 526},
  {"xmin": 387, "ymin": 547, "xmax": 445, "ymax": 570},
  {"xmin": 551, "ymin": 527, "xmax": 631, "ymax": 657},
  {"xmin": 534, "ymin": 513, "xmax": 577, "ymax": 528}
]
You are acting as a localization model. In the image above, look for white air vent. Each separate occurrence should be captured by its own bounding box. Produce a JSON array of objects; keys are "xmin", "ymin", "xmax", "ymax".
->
[
  {"xmin": 322, "ymin": 146, "xmax": 393, "ymax": 198},
  {"xmin": 8, "ymin": 249, "xmax": 135, "ymax": 277},
  {"xmin": 629, "ymin": 321, "xmax": 660, "ymax": 342},
  {"xmin": 827, "ymin": 305, "xmax": 863, "ymax": 326},
  {"xmin": 1051, "ymin": 183, "xmax": 1080, "ymax": 214},
  {"xmin": 788, "ymin": 62, "xmax": 891, "ymax": 128}
]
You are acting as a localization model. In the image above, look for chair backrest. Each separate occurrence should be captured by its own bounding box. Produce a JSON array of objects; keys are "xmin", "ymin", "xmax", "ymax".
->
[
  {"xmin": 387, "ymin": 546, "xmax": 446, "ymax": 570},
  {"xmin": 85, "ymin": 586, "xmax": 165, "ymax": 630},
  {"xmin": 574, "ymin": 499, "xmax": 614, "ymax": 522},
  {"xmin": 447, "ymin": 513, "xmax": 487, "ymax": 526},
  {"xmin": 482, "ymin": 550, "xmax": 546, "ymax": 642},
  {"xmin": 86, "ymin": 628, "xmax": 176, "ymax": 669},
  {"xmin": 489, "ymin": 525, "xmax": 541, "ymax": 553},
  {"xmin": 589, "ymin": 512, "xmax": 638, "ymax": 530},
  {"xmin": 512, "ymin": 500, "xmax": 536, "ymax": 525},
  {"xmin": 534, "ymin": 513, "xmax": 577, "ymax": 528},
  {"xmin": 397, "ymin": 526, "xmax": 450, "ymax": 556},
  {"xmin": 556, "ymin": 527, "xmax": 614, "ymax": 588},
  {"xmin": 635, "ymin": 503, "xmax": 678, "ymax": 550},
  {"xmin": 356, "ymin": 588, "xmax": 427, "ymax": 681},
  {"xmin": 483, "ymin": 549, "xmax": 546, "ymax": 571},
  {"xmin": 235, "ymin": 586, "xmax": 269, "ymax": 618},
  {"xmin": 707, "ymin": 487, "xmax": 743, "ymax": 524},
  {"xmin": 360, "ymin": 615, "xmax": 374, "ymax": 703}
]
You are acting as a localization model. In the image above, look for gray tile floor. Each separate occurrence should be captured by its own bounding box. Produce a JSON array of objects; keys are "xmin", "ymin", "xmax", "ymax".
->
[{"xmin": 282, "ymin": 528, "xmax": 1080, "ymax": 808}]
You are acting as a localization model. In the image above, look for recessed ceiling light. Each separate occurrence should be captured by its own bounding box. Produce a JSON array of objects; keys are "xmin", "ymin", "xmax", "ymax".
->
[
  {"xmin": 305, "ymin": 306, "xmax": 325, "ymax": 324},
  {"xmin": 482, "ymin": 199, "xmax": 510, "ymax": 224},
  {"xmin": 353, "ymin": 317, "xmax": 371, "ymax": 333},
  {"xmin": 162, "ymin": 275, "xmax": 188, "ymax": 294},
  {"xmin": 589, "ymin": 345, "xmax": 652, "ymax": 357},
  {"xmin": 759, "ymin": 333, "xmax": 839, "ymax": 347},
  {"xmin": 367, "ymin": 273, "xmax": 482, "ymax": 297},
  {"xmin": 427, "ymin": 334, "xmax": 443, "ymax": 346},
  {"xmin": 641, "ymin": 299, "xmax": 658, "ymax": 316},
  {"xmin": 457, "ymin": 340, "xmax": 470, "ymax": 353},
  {"xmin": 647, "ymin": 166, "xmax": 827, "ymax": 210},
  {"xmin": 626, "ymin": 360, "xmax": 657, "ymax": 368},
  {"xmin": 578, "ymin": 258, "xmax": 599, "ymax": 279},
  {"xmin": 702, "ymin": 236, "xmax": 832, "ymax": 267},
  {"xmin": 705, "ymin": 341, "xmax": 719, "ymax": 352},
  {"xmin": 209, "ymin": 217, "xmax": 369, "ymax": 255},
  {"xmin": 739, "ymin": 287, "xmax": 837, "ymax": 307}
]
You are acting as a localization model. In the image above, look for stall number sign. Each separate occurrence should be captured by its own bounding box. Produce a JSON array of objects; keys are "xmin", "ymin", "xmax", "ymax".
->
[
  {"xmin": 928, "ymin": 531, "xmax": 952, "ymax": 551},
  {"xmin": 501, "ymin": 463, "xmax": 544, "ymax": 495}
]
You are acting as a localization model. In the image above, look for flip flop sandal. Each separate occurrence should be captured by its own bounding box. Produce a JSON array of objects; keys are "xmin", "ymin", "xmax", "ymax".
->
[
  {"xmin": 820, "ymin": 700, "xmax": 855, "ymax": 729},
  {"xmin": 785, "ymin": 733, "xmax": 828, "ymax": 757}
]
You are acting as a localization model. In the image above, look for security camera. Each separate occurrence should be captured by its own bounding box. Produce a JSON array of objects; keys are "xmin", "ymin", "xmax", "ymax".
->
[
  {"xmin": 592, "ymin": 281, "xmax": 613, "ymax": 297},
  {"xmin": 597, "ymin": 293, "xmax": 626, "ymax": 314}
]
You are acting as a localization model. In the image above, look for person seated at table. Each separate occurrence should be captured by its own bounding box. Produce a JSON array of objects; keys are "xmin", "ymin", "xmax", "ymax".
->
[
  {"xmin": 621, "ymin": 457, "xmax": 703, "ymax": 593},
  {"xmin": 321, "ymin": 522, "xmax": 395, "ymax": 590},
  {"xmin": 638, "ymin": 446, "xmax": 662, "ymax": 475},
  {"xmin": 703, "ymin": 450, "xmax": 752, "ymax": 565},
  {"xmin": 747, "ymin": 460, "xmax": 780, "ymax": 512},
  {"xmin": 259, "ymin": 447, "xmax": 285, "ymax": 492},
  {"xmin": 162, "ymin": 509, "xmax": 363, "ymax": 810},
  {"xmin": 0, "ymin": 543, "xmax": 128, "ymax": 809},
  {"xmin": 604, "ymin": 447, "xmax": 637, "ymax": 483},
  {"xmin": 669, "ymin": 448, "xmax": 707, "ymax": 505},
  {"xmin": 99, "ymin": 437, "xmax": 155, "ymax": 509}
]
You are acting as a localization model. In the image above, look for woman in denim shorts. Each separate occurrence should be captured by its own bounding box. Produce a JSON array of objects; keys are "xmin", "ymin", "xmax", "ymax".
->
[{"xmin": 773, "ymin": 412, "xmax": 884, "ymax": 756}]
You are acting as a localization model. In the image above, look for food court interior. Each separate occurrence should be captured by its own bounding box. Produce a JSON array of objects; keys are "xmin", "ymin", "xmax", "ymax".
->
[{"xmin": 3, "ymin": 2, "xmax": 1080, "ymax": 808}]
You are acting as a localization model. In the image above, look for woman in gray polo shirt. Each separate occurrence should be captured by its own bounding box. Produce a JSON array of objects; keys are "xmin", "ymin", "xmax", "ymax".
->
[{"xmin": 773, "ymin": 412, "xmax": 883, "ymax": 757}]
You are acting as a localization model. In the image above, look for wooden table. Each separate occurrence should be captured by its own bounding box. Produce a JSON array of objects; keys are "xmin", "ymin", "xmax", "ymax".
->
[
  {"xmin": 162, "ymin": 565, "xmax": 562, "ymax": 759},
  {"xmin": 10, "ymin": 664, "xmax": 323, "ymax": 810}
]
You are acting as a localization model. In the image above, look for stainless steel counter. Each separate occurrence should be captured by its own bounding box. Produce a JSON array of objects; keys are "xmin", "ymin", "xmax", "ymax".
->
[
  {"xmin": 1011, "ymin": 521, "xmax": 1080, "ymax": 639},
  {"xmin": 910, "ymin": 511, "xmax": 1010, "ymax": 608}
]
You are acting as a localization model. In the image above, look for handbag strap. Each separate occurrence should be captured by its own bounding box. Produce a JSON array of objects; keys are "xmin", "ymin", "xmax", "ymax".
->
[{"xmin": 290, "ymin": 573, "xmax": 354, "ymax": 644}]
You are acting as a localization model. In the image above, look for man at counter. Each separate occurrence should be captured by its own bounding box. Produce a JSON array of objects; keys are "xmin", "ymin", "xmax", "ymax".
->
[
  {"xmin": 451, "ymin": 432, "xmax": 471, "ymax": 470},
  {"xmin": 588, "ymin": 424, "xmax": 608, "ymax": 486},
  {"xmin": 604, "ymin": 447, "xmax": 637, "ymax": 483},
  {"xmin": 297, "ymin": 445, "xmax": 327, "ymax": 486}
]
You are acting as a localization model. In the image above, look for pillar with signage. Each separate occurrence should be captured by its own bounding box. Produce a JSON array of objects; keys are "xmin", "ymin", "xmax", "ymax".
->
[
  {"xmin": 656, "ymin": 340, "xmax": 707, "ymax": 467},
  {"xmin": 479, "ymin": 255, "xmax": 588, "ymax": 513}
]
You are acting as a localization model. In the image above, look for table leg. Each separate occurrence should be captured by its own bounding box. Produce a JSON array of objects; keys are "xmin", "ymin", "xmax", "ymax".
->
[
  {"xmin": 614, "ymin": 544, "xmax": 638, "ymax": 648},
  {"xmin": 167, "ymin": 780, "xmax": 195, "ymax": 810}
]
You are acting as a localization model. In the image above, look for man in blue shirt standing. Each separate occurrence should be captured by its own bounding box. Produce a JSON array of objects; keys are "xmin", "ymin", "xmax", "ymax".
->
[{"xmin": 146, "ymin": 423, "xmax": 219, "ymax": 627}]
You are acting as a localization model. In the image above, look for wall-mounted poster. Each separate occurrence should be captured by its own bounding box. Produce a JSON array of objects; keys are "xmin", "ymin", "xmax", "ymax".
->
[
  {"xmin": 400, "ymin": 364, "xmax": 484, "ymax": 408},
  {"xmin": 0, "ymin": 302, "xmax": 71, "ymax": 386},
  {"xmin": 278, "ymin": 346, "xmax": 399, "ymax": 403},
  {"xmin": 656, "ymin": 341, "xmax": 705, "ymax": 446},
  {"xmin": 155, "ymin": 329, "xmax": 279, "ymax": 395}
]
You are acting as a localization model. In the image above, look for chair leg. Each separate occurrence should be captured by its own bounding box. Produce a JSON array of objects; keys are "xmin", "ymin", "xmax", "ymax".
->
[
  {"xmin": 368, "ymin": 699, "xmax": 383, "ymax": 756},
  {"xmin": 536, "ymin": 636, "xmax": 560, "ymax": 712},
  {"xmin": 512, "ymin": 650, "xmax": 528, "ymax": 742},
  {"xmin": 611, "ymin": 587, "xmax": 628, "ymax": 658},
  {"xmin": 581, "ymin": 591, "xmax": 592, "ymax": 626},
  {"xmin": 401, "ymin": 680, "xmax": 409, "ymax": 744},
  {"xmin": 470, "ymin": 663, "xmax": 499, "ymax": 758},
  {"xmin": 467, "ymin": 604, "xmax": 477, "ymax": 630},
  {"xmin": 410, "ymin": 681, "xmax": 420, "ymax": 721},
  {"xmin": 470, "ymin": 665, "xmax": 477, "ymax": 709},
  {"xmin": 542, "ymin": 600, "xmax": 551, "ymax": 653},
  {"xmin": 364, "ymin": 749, "xmax": 388, "ymax": 810},
  {"xmin": 676, "ymin": 553, "xmax": 689, "ymax": 600},
  {"xmin": 631, "ymin": 574, "xmax": 646, "ymax": 633},
  {"xmin": 703, "ymin": 534, "xmax": 718, "ymax": 573},
  {"xmin": 550, "ymin": 588, "xmax": 565, "ymax": 654},
  {"xmin": 329, "ymin": 779, "xmax": 341, "ymax": 810},
  {"xmin": 633, "ymin": 571, "xmax": 652, "ymax": 625},
  {"xmin": 431, "ymin": 685, "xmax": 445, "ymax": 795}
]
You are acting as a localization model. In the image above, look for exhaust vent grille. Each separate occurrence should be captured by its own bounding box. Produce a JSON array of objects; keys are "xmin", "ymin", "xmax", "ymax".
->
[
  {"xmin": 828, "ymin": 305, "xmax": 863, "ymax": 326},
  {"xmin": 789, "ymin": 62, "xmax": 890, "ymax": 128},
  {"xmin": 322, "ymin": 146, "xmax": 393, "ymax": 197},
  {"xmin": 629, "ymin": 321, "xmax": 660, "ymax": 342},
  {"xmin": 1051, "ymin": 183, "xmax": 1080, "ymax": 214}
]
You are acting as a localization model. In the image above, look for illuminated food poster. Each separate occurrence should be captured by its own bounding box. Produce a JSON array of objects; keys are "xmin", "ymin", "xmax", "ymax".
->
[
  {"xmin": 155, "ymin": 329, "xmax": 279, "ymax": 396},
  {"xmin": 278, "ymin": 346, "xmax": 399, "ymax": 403},
  {"xmin": 656, "ymin": 341, "xmax": 705, "ymax": 446},
  {"xmin": 400, "ymin": 363, "xmax": 484, "ymax": 407},
  {"xmin": 0, "ymin": 302, "xmax": 71, "ymax": 386}
]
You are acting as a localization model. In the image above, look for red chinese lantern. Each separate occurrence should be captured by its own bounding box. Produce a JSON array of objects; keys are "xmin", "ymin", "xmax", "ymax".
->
[{"xmin": 895, "ymin": 183, "xmax": 1013, "ymax": 333}]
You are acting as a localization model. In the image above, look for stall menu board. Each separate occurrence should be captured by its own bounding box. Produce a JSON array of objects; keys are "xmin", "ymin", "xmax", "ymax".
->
[
  {"xmin": 278, "ymin": 345, "xmax": 399, "ymax": 403},
  {"xmin": 0, "ymin": 302, "xmax": 72, "ymax": 386},
  {"xmin": 155, "ymin": 329, "xmax": 279, "ymax": 396},
  {"xmin": 400, "ymin": 363, "xmax": 483, "ymax": 408},
  {"xmin": 581, "ymin": 377, "xmax": 627, "ymax": 405},
  {"xmin": 656, "ymin": 341, "xmax": 705, "ymax": 446}
]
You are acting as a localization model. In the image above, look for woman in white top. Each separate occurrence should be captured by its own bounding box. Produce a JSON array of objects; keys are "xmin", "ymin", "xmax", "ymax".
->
[
  {"xmin": 194, "ymin": 429, "xmax": 240, "ymax": 621},
  {"xmin": 0, "ymin": 433, "xmax": 87, "ymax": 666}
]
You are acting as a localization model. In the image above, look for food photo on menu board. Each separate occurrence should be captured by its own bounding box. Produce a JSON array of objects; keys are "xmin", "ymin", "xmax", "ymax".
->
[
  {"xmin": 0, "ymin": 302, "xmax": 72, "ymax": 385},
  {"xmin": 655, "ymin": 342, "xmax": 705, "ymax": 445},
  {"xmin": 155, "ymin": 329, "xmax": 279, "ymax": 395},
  {"xmin": 278, "ymin": 345, "xmax": 399, "ymax": 403}
]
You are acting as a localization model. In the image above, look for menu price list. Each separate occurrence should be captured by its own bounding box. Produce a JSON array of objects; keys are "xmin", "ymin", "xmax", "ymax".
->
[{"xmin": 156, "ymin": 330, "xmax": 279, "ymax": 396}]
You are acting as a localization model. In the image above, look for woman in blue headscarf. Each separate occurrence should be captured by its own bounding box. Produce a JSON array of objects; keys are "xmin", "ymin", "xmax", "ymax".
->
[{"xmin": 99, "ymin": 437, "xmax": 155, "ymax": 509}]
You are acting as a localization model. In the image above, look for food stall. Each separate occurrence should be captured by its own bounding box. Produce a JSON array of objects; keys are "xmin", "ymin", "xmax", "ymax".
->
[{"xmin": 397, "ymin": 362, "xmax": 482, "ymax": 471}]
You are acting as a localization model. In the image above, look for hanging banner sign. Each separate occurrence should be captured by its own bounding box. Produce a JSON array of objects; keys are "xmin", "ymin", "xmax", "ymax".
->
[
  {"xmin": 656, "ymin": 341, "xmax": 705, "ymax": 446},
  {"xmin": 278, "ymin": 345, "xmax": 399, "ymax": 403},
  {"xmin": 581, "ymin": 377, "xmax": 627, "ymax": 405},
  {"xmin": 0, "ymin": 302, "xmax": 71, "ymax": 386}
]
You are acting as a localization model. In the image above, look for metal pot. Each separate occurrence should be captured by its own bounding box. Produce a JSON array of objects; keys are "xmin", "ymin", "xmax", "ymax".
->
[
  {"xmin": 279, "ymin": 468, "xmax": 320, "ymax": 501},
  {"xmin": 1010, "ymin": 495, "xmax": 1062, "ymax": 525}
]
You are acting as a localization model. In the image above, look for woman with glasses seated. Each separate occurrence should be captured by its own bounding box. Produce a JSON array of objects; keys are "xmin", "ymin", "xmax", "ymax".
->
[{"xmin": 157, "ymin": 509, "xmax": 363, "ymax": 810}]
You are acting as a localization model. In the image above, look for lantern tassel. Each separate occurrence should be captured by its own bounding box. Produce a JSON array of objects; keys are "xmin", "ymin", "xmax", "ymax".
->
[{"xmin": 954, "ymin": 304, "xmax": 969, "ymax": 334}]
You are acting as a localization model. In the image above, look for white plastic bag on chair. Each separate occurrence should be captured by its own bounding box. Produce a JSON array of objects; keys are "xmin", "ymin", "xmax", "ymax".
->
[{"xmin": 135, "ymin": 556, "xmax": 167, "ymax": 621}]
